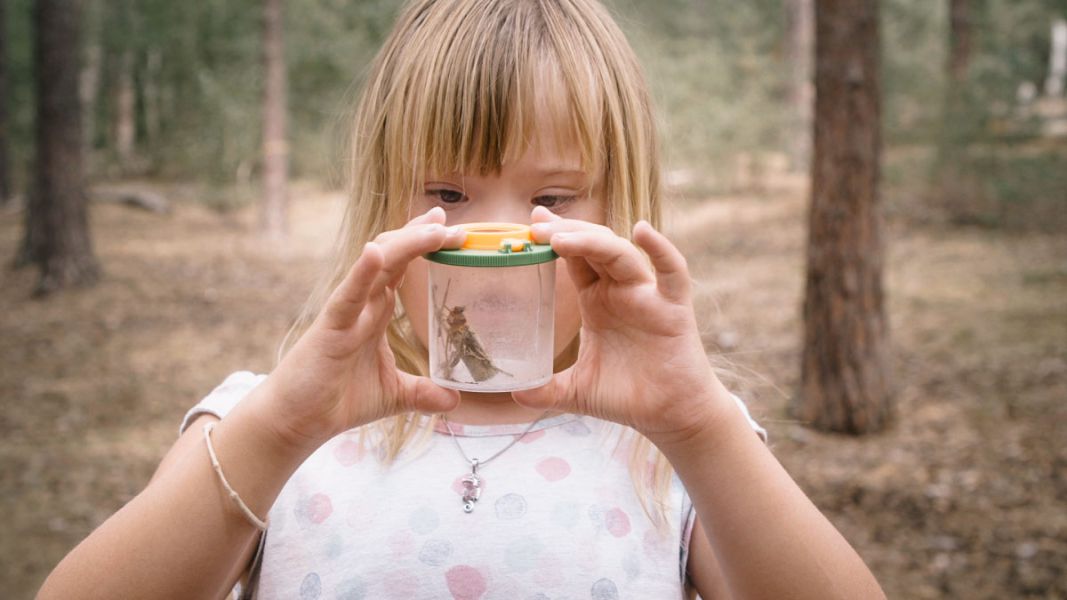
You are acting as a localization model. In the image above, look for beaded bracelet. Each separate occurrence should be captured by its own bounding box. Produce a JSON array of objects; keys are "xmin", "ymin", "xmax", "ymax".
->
[{"xmin": 203, "ymin": 422, "xmax": 269, "ymax": 531}]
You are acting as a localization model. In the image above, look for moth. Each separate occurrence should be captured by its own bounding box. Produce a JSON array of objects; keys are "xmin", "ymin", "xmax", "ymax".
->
[{"xmin": 433, "ymin": 280, "xmax": 513, "ymax": 382}]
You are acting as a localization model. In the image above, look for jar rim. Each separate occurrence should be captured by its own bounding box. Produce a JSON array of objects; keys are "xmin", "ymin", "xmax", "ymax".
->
[{"xmin": 426, "ymin": 222, "xmax": 559, "ymax": 267}]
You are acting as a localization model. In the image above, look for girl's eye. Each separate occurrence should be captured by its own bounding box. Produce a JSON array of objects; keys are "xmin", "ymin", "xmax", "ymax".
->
[
  {"xmin": 532, "ymin": 195, "xmax": 576, "ymax": 210},
  {"xmin": 427, "ymin": 189, "xmax": 467, "ymax": 205}
]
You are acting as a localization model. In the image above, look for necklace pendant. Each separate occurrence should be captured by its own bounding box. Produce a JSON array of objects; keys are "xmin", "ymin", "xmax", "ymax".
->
[
  {"xmin": 461, "ymin": 473, "xmax": 481, "ymax": 512},
  {"xmin": 460, "ymin": 469, "xmax": 482, "ymax": 513}
]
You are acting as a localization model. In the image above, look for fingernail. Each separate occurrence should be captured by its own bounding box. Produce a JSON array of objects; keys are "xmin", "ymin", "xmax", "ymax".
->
[
  {"xmin": 423, "ymin": 223, "xmax": 444, "ymax": 234},
  {"xmin": 532, "ymin": 205, "xmax": 562, "ymax": 220},
  {"xmin": 446, "ymin": 225, "xmax": 464, "ymax": 237},
  {"xmin": 553, "ymin": 232, "xmax": 570, "ymax": 242},
  {"xmin": 531, "ymin": 223, "xmax": 549, "ymax": 236}
]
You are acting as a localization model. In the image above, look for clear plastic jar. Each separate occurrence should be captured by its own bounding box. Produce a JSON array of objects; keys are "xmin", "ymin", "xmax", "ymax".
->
[{"xmin": 425, "ymin": 223, "xmax": 557, "ymax": 392}]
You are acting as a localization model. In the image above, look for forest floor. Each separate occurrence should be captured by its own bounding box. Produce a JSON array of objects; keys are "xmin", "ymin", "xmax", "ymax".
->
[{"xmin": 1, "ymin": 178, "xmax": 1064, "ymax": 599}]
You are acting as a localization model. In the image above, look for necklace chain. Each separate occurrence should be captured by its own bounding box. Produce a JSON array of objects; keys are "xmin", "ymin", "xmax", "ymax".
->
[
  {"xmin": 440, "ymin": 411, "xmax": 549, "ymax": 469},
  {"xmin": 441, "ymin": 411, "xmax": 550, "ymax": 513}
]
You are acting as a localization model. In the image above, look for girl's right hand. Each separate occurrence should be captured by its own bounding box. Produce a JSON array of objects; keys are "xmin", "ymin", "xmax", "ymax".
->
[{"xmin": 255, "ymin": 207, "xmax": 465, "ymax": 449}]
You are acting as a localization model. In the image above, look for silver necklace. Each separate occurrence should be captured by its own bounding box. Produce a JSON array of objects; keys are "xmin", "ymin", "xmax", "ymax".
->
[{"xmin": 441, "ymin": 411, "xmax": 550, "ymax": 513}]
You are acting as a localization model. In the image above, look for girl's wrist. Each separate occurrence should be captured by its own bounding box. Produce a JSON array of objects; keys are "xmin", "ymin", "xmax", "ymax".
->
[
  {"xmin": 202, "ymin": 384, "xmax": 328, "ymax": 529},
  {"xmin": 645, "ymin": 382, "xmax": 747, "ymax": 458},
  {"xmin": 242, "ymin": 377, "xmax": 333, "ymax": 459}
]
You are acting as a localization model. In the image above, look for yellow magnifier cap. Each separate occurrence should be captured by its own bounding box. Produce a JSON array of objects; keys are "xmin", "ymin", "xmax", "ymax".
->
[{"xmin": 460, "ymin": 223, "xmax": 531, "ymax": 251}]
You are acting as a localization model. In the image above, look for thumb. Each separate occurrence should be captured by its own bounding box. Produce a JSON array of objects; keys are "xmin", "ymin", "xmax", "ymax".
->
[
  {"xmin": 511, "ymin": 368, "xmax": 577, "ymax": 413},
  {"xmin": 396, "ymin": 371, "xmax": 461, "ymax": 414}
]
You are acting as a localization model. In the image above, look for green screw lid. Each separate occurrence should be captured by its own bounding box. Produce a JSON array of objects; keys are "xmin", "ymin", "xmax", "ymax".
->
[{"xmin": 426, "ymin": 243, "xmax": 558, "ymax": 267}]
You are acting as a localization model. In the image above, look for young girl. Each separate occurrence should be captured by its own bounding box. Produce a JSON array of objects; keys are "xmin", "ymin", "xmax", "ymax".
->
[{"xmin": 40, "ymin": 1, "xmax": 884, "ymax": 598}]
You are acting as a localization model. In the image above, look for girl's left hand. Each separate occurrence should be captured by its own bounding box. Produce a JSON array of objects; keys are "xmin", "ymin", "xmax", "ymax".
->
[{"xmin": 512, "ymin": 207, "xmax": 734, "ymax": 446}]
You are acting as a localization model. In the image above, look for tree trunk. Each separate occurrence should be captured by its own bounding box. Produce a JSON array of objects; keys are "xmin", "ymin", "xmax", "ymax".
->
[
  {"xmin": 79, "ymin": 41, "xmax": 101, "ymax": 169},
  {"xmin": 936, "ymin": 0, "xmax": 980, "ymax": 223},
  {"xmin": 144, "ymin": 48, "xmax": 162, "ymax": 144},
  {"xmin": 261, "ymin": 0, "xmax": 288, "ymax": 240},
  {"xmin": 16, "ymin": 0, "xmax": 100, "ymax": 295},
  {"xmin": 114, "ymin": 50, "xmax": 135, "ymax": 166},
  {"xmin": 785, "ymin": 0, "xmax": 814, "ymax": 173},
  {"xmin": 1046, "ymin": 18, "xmax": 1067, "ymax": 98},
  {"xmin": 793, "ymin": 0, "xmax": 891, "ymax": 434},
  {"xmin": 0, "ymin": 0, "xmax": 11, "ymax": 205},
  {"xmin": 948, "ymin": 0, "xmax": 973, "ymax": 83}
]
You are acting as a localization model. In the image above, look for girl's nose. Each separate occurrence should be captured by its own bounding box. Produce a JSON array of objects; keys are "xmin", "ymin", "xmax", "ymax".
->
[{"xmin": 474, "ymin": 196, "xmax": 532, "ymax": 225}]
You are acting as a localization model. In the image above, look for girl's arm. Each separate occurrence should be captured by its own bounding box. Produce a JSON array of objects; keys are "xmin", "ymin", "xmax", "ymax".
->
[
  {"xmin": 515, "ymin": 209, "xmax": 885, "ymax": 599},
  {"xmin": 667, "ymin": 389, "xmax": 885, "ymax": 599},
  {"xmin": 39, "ymin": 208, "xmax": 465, "ymax": 600},
  {"xmin": 37, "ymin": 385, "xmax": 316, "ymax": 600}
]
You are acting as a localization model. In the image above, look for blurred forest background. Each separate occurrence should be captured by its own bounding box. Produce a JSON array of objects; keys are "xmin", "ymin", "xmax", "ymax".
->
[
  {"xmin": 0, "ymin": 0, "xmax": 1064, "ymax": 220},
  {"xmin": 1, "ymin": 0, "xmax": 1065, "ymax": 598}
]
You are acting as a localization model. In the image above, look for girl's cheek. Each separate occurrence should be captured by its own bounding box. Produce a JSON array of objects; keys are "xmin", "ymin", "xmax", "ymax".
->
[{"xmin": 406, "ymin": 195, "xmax": 426, "ymax": 219}]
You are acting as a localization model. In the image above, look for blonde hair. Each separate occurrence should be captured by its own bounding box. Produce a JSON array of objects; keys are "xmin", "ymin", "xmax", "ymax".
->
[{"xmin": 280, "ymin": 0, "xmax": 674, "ymax": 524}]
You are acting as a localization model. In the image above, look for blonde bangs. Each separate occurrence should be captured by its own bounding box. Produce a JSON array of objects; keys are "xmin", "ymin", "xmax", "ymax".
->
[{"xmin": 379, "ymin": 0, "xmax": 606, "ymax": 190}]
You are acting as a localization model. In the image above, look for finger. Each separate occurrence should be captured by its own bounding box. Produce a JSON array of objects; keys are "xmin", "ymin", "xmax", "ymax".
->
[
  {"xmin": 440, "ymin": 224, "xmax": 467, "ymax": 249},
  {"xmin": 632, "ymin": 220, "xmax": 691, "ymax": 302},
  {"xmin": 321, "ymin": 242, "xmax": 384, "ymax": 330},
  {"xmin": 368, "ymin": 223, "xmax": 454, "ymax": 292},
  {"xmin": 563, "ymin": 254, "xmax": 600, "ymax": 289},
  {"xmin": 380, "ymin": 224, "xmax": 464, "ymax": 293},
  {"xmin": 405, "ymin": 206, "xmax": 447, "ymax": 227},
  {"xmin": 374, "ymin": 205, "xmax": 459, "ymax": 250},
  {"xmin": 530, "ymin": 217, "xmax": 612, "ymax": 244},
  {"xmin": 530, "ymin": 205, "xmax": 562, "ymax": 224},
  {"xmin": 395, "ymin": 371, "xmax": 461, "ymax": 414},
  {"xmin": 551, "ymin": 230, "xmax": 653, "ymax": 285},
  {"xmin": 511, "ymin": 367, "xmax": 577, "ymax": 414},
  {"xmin": 375, "ymin": 216, "xmax": 464, "ymax": 247},
  {"xmin": 362, "ymin": 284, "xmax": 397, "ymax": 335}
]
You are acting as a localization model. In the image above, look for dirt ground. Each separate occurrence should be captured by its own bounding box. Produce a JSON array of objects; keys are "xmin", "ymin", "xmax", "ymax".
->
[{"xmin": 1, "ymin": 179, "xmax": 1064, "ymax": 599}]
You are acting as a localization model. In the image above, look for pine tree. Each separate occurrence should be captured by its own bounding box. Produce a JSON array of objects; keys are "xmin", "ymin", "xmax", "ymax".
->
[
  {"xmin": 16, "ymin": 0, "xmax": 101, "ymax": 295},
  {"xmin": 793, "ymin": 0, "xmax": 892, "ymax": 434}
]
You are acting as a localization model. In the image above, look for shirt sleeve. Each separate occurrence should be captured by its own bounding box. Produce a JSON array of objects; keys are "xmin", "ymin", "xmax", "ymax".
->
[
  {"xmin": 731, "ymin": 392, "xmax": 768, "ymax": 443},
  {"xmin": 680, "ymin": 485, "xmax": 698, "ymax": 584},
  {"xmin": 178, "ymin": 370, "xmax": 269, "ymax": 436}
]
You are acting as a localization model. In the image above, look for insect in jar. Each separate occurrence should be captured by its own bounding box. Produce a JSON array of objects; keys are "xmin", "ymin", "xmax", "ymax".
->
[{"xmin": 432, "ymin": 279, "xmax": 514, "ymax": 383}]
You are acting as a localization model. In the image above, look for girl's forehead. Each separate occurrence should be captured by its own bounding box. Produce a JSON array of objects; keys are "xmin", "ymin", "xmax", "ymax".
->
[
  {"xmin": 425, "ymin": 147, "xmax": 590, "ymax": 181},
  {"xmin": 525, "ymin": 66, "xmax": 593, "ymax": 164},
  {"xmin": 505, "ymin": 145, "xmax": 588, "ymax": 180},
  {"xmin": 438, "ymin": 96, "xmax": 593, "ymax": 179},
  {"xmin": 424, "ymin": 51, "xmax": 598, "ymax": 173}
]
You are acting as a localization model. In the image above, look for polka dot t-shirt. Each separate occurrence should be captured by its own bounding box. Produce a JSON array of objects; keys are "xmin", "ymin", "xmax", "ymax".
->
[{"xmin": 181, "ymin": 371, "xmax": 767, "ymax": 600}]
